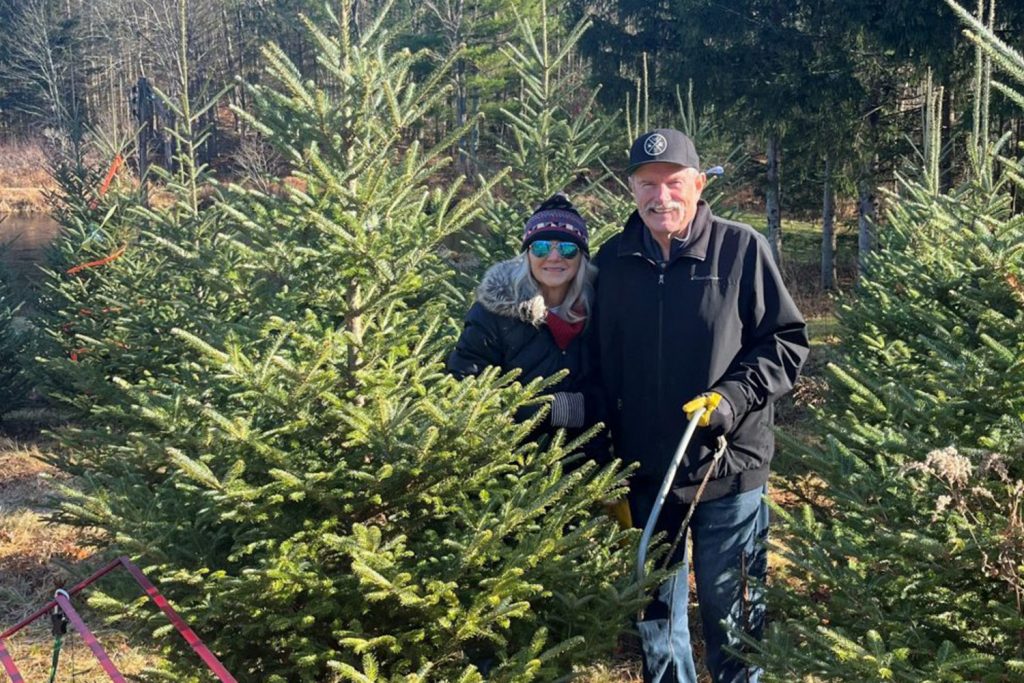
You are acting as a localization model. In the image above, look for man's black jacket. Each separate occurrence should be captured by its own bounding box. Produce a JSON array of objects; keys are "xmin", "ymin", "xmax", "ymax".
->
[{"xmin": 592, "ymin": 202, "xmax": 809, "ymax": 501}]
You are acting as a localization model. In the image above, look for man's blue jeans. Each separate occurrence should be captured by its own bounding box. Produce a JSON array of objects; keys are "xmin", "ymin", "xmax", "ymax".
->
[{"xmin": 631, "ymin": 483, "xmax": 769, "ymax": 683}]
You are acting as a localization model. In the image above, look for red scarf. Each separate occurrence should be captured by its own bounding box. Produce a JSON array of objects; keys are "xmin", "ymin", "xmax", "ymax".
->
[{"xmin": 546, "ymin": 309, "xmax": 585, "ymax": 350}]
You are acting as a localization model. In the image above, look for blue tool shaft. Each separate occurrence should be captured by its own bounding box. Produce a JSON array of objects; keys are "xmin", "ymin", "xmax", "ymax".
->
[{"xmin": 637, "ymin": 408, "xmax": 706, "ymax": 584}]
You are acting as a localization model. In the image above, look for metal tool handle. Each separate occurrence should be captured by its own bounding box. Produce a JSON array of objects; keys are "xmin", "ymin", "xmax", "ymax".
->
[{"xmin": 636, "ymin": 408, "xmax": 705, "ymax": 584}]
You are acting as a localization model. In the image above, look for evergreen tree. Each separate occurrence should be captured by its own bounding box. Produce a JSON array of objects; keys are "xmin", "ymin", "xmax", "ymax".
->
[
  {"xmin": 0, "ymin": 266, "xmax": 29, "ymax": 418},
  {"xmin": 32, "ymin": 68, "xmax": 240, "ymax": 418},
  {"xmin": 459, "ymin": 0, "xmax": 616, "ymax": 280},
  {"xmin": 42, "ymin": 2, "xmax": 644, "ymax": 680},
  {"xmin": 750, "ymin": 2, "xmax": 1024, "ymax": 679},
  {"xmin": 397, "ymin": 0, "xmax": 555, "ymax": 178}
]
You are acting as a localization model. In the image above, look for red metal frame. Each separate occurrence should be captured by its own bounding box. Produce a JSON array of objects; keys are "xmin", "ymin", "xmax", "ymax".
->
[
  {"xmin": 0, "ymin": 556, "xmax": 237, "ymax": 682},
  {"xmin": 0, "ymin": 638, "xmax": 24, "ymax": 683}
]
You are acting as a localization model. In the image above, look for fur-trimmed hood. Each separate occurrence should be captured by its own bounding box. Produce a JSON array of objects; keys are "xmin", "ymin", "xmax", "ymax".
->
[{"xmin": 475, "ymin": 258, "xmax": 546, "ymax": 324}]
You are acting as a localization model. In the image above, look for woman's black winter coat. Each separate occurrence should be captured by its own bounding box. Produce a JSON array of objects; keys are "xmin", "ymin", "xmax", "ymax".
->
[{"xmin": 447, "ymin": 258, "xmax": 607, "ymax": 461}]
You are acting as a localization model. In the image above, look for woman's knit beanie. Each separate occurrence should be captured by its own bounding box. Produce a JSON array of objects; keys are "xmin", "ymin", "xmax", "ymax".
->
[{"xmin": 521, "ymin": 193, "xmax": 589, "ymax": 256}]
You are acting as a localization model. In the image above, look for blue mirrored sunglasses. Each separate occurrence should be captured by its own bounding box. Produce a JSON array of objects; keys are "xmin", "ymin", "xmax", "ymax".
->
[{"xmin": 528, "ymin": 240, "xmax": 580, "ymax": 259}]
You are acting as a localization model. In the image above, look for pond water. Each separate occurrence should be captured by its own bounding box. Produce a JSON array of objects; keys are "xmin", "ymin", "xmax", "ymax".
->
[{"xmin": 1, "ymin": 213, "xmax": 60, "ymax": 296}]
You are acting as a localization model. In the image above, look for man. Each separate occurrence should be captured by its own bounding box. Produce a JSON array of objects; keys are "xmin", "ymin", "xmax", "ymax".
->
[{"xmin": 592, "ymin": 129, "xmax": 809, "ymax": 682}]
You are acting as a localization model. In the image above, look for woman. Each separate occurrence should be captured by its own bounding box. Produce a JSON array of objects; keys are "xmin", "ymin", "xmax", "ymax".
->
[{"xmin": 447, "ymin": 193, "xmax": 605, "ymax": 455}]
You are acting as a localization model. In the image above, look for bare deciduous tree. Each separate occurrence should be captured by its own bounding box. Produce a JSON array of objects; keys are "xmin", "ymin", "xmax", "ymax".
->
[{"xmin": 1, "ymin": 0, "xmax": 94, "ymax": 136}]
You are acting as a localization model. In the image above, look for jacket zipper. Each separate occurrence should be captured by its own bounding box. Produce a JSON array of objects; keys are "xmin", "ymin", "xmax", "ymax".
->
[
  {"xmin": 657, "ymin": 263, "xmax": 666, "ymax": 412},
  {"xmin": 631, "ymin": 251, "xmax": 668, "ymax": 427}
]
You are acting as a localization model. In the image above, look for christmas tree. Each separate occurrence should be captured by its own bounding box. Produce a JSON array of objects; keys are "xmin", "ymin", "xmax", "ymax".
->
[
  {"xmin": 41, "ymin": 2, "xmax": 644, "ymax": 680},
  {"xmin": 454, "ymin": 0, "xmax": 618, "ymax": 288},
  {"xmin": 0, "ymin": 265, "xmax": 28, "ymax": 418},
  {"xmin": 751, "ymin": 2, "xmax": 1024, "ymax": 679}
]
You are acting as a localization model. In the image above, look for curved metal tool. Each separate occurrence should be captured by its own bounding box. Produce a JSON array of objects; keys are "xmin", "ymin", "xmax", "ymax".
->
[{"xmin": 636, "ymin": 407, "xmax": 706, "ymax": 584}]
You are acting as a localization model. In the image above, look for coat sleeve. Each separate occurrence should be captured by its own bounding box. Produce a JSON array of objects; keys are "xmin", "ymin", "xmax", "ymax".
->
[
  {"xmin": 550, "ymin": 341, "xmax": 608, "ymax": 429},
  {"xmin": 555, "ymin": 336, "xmax": 614, "ymax": 467},
  {"xmin": 446, "ymin": 302, "xmax": 503, "ymax": 379},
  {"xmin": 712, "ymin": 234, "xmax": 810, "ymax": 418}
]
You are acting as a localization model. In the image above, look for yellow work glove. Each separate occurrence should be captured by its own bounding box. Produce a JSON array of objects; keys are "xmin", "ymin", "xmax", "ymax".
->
[
  {"xmin": 602, "ymin": 499, "xmax": 633, "ymax": 530},
  {"xmin": 682, "ymin": 391, "xmax": 734, "ymax": 435}
]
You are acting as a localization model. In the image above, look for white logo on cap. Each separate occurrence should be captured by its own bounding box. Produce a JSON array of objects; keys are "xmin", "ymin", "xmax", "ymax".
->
[{"xmin": 644, "ymin": 133, "xmax": 668, "ymax": 156}]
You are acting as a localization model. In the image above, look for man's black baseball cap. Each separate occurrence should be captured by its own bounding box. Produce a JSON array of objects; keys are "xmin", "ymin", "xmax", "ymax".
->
[{"xmin": 627, "ymin": 128, "xmax": 700, "ymax": 174}]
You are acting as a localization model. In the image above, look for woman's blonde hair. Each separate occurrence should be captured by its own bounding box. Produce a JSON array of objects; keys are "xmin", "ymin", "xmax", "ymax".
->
[{"xmin": 510, "ymin": 251, "xmax": 596, "ymax": 326}]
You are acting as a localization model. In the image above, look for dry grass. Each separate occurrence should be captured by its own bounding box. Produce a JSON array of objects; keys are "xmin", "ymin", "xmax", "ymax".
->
[
  {"xmin": 0, "ymin": 438, "xmax": 91, "ymax": 618},
  {"xmin": 775, "ymin": 322, "xmax": 837, "ymax": 431},
  {"xmin": 0, "ymin": 139, "xmax": 51, "ymax": 189},
  {"xmin": 0, "ymin": 436, "xmax": 166, "ymax": 681},
  {"xmin": 0, "ymin": 188, "xmax": 48, "ymax": 215},
  {"xmin": 576, "ymin": 660, "xmax": 642, "ymax": 682},
  {"xmin": 782, "ymin": 262, "xmax": 843, "ymax": 321},
  {"xmin": 2, "ymin": 625, "xmax": 156, "ymax": 682},
  {"xmin": 0, "ymin": 138, "xmax": 54, "ymax": 214}
]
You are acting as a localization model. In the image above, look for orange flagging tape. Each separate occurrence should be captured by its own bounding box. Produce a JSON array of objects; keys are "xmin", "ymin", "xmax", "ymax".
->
[
  {"xmin": 69, "ymin": 340, "xmax": 127, "ymax": 362},
  {"xmin": 75, "ymin": 306, "xmax": 123, "ymax": 317},
  {"xmin": 98, "ymin": 154, "xmax": 123, "ymax": 197},
  {"xmin": 66, "ymin": 245, "xmax": 127, "ymax": 276},
  {"xmin": 89, "ymin": 154, "xmax": 125, "ymax": 209}
]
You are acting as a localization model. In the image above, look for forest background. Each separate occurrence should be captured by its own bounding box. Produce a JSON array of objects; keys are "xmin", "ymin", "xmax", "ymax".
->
[{"xmin": 0, "ymin": 0, "xmax": 1023, "ymax": 681}]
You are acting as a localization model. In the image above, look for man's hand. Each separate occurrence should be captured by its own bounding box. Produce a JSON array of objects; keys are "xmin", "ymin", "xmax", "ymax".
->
[{"xmin": 682, "ymin": 391, "xmax": 734, "ymax": 435}]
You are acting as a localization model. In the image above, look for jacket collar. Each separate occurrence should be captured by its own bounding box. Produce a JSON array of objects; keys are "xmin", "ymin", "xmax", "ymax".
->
[
  {"xmin": 617, "ymin": 200, "xmax": 713, "ymax": 263},
  {"xmin": 476, "ymin": 258, "xmax": 546, "ymax": 322}
]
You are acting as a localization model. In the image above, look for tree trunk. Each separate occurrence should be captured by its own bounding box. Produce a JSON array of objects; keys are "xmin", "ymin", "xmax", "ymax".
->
[
  {"xmin": 821, "ymin": 156, "xmax": 836, "ymax": 290},
  {"xmin": 942, "ymin": 85, "xmax": 955, "ymax": 193},
  {"xmin": 136, "ymin": 76, "xmax": 152, "ymax": 194},
  {"xmin": 221, "ymin": 7, "xmax": 240, "ymax": 131},
  {"xmin": 454, "ymin": 59, "xmax": 470, "ymax": 177},
  {"xmin": 468, "ymin": 93, "xmax": 480, "ymax": 177},
  {"xmin": 765, "ymin": 133, "xmax": 782, "ymax": 265},
  {"xmin": 347, "ymin": 284, "xmax": 364, "ymax": 406},
  {"xmin": 1016, "ymin": 117, "xmax": 1024, "ymax": 213},
  {"xmin": 235, "ymin": 7, "xmax": 248, "ymax": 125},
  {"xmin": 857, "ymin": 162, "xmax": 877, "ymax": 278}
]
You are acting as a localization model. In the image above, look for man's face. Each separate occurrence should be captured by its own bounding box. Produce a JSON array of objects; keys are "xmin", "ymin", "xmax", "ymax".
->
[{"xmin": 629, "ymin": 162, "xmax": 706, "ymax": 240}]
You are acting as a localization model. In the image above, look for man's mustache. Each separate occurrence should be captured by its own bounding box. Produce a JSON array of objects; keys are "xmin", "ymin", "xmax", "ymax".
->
[{"xmin": 644, "ymin": 202, "xmax": 682, "ymax": 214}]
